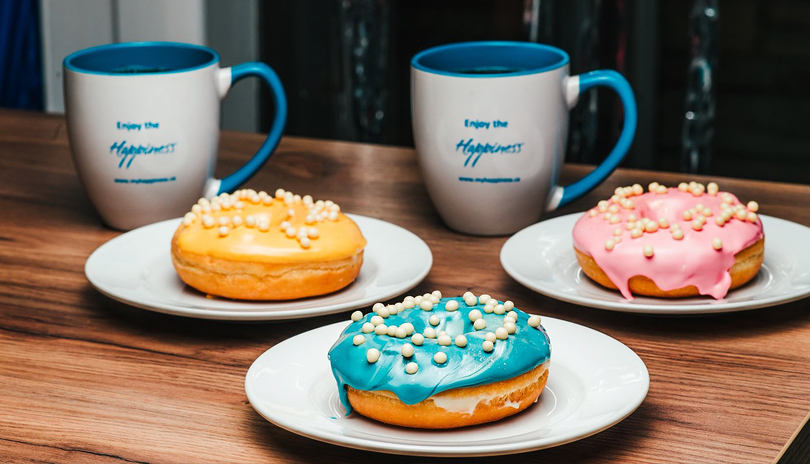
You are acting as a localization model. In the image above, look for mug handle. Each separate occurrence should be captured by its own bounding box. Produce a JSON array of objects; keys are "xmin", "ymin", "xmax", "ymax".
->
[
  {"xmin": 203, "ymin": 62, "xmax": 287, "ymax": 197},
  {"xmin": 546, "ymin": 70, "xmax": 637, "ymax": 211}
]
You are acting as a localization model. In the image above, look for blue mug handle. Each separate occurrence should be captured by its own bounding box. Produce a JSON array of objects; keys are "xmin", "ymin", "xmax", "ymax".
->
[
  {"xmin": 547, "ymin": 70, "xmax": 637, "ymax": 210},
  {"xmin": 206, "ymin": 62, "xmax": 287, "ymax": 196}
]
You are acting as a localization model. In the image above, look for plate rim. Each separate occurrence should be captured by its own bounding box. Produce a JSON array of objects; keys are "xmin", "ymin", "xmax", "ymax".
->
[
  {"xmin": 85, "ymin": 214, "xmax": 432, "ymax": 321},
  {"xmin": 244, "ymin": 318, "xmax": 650, "ymax": 457},
  {"xmin": 500, "ymin": 213, "xmax": 810, "ymax": 314}
]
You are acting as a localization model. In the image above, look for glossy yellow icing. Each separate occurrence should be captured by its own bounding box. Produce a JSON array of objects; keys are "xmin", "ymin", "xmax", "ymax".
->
[{"xmin": 175, "ymin": 195, "xmax": 366, "ymax": 264}]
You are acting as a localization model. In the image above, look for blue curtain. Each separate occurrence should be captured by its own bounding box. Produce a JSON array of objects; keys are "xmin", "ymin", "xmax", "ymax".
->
[{"xmin": 0, "ymin": 0, "xmax": 43, "ymax": 110}]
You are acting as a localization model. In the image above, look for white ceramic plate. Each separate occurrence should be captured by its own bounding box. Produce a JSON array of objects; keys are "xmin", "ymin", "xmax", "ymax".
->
[
  {"xmin": 501, "ymin": 214, "xmax": 810, "ymax": 314},
  {"xmin": 85, "ymin": 215, "xmax": 432, "ymax": 321},
  {"xmin": 245, "ymin": 318, "xmax": 649, "ymax": 457}
]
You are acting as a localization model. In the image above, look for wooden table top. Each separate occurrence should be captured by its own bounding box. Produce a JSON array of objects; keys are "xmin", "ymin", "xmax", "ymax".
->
[{"xmin": 2, "ymin": 108, "xmax": 810, "ymax": 463}]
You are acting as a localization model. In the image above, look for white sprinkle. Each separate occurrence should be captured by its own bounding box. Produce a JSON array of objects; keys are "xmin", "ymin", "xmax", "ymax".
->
[
  {"xmin": 605, "ymin": 239, "xmax": 616, "ymax": 251},
  {"xmin": 280, "ymin": 221, "xmax": 291, "ymax": 231},
  {"xmin": 387, "ymin": 325, "xmax": 398, "ymax": 337},
  {"xmin": 455, "ymin": 335, "xmax": 468, "ymax": 348},
  {"xmin": 372, "ymin": 302, "xmax": 385, "ymax": 313},
  {"xmin": 401, "ymin": 322, "xmax": 414, "ymax": 335},
  {"xmin": 445, "ymin": 300, "xmax": 459, "ymax": 311},
  {"xmin": 300, "ymin": 237, "xmax": 311, "ymax": 248},
  {"xmin": 328, "ymin": 211, "xmax": 339, "ymax": 221},
  {"xmin": 402, "ymin": 300, "xmax": 415, "ymax": 309},
  {"xmin": 370, "ymin": 315, "xmax": 384, "ymax": 326},
  {"xmin": 258, "ymin": 221, "xmax": 270, "ymax": 232},
  {"xmin": 429, "ymin": 315, "xmax": 440, "ymax": 326},
  {"xmin": 361, "ymin": 323, "xmax": 374, "ymax": 333},
  {"xmin": 485, "ymin": 332, "xmax": 497, "ymax": 342},
  {"xmin": 218, "ymin": 226, "xmax": 229, "ymax": 237},
  {"xmin": 411, "ymin": 333, "xmax": 425, "ymax": 346},
  {"xmin": 528, "ymin": 315, "xmax": 541, "ymax": 327},
  {"xmin": 504, "ymin": 322, "xmax": 517, "ymax": 334},
  {"xmin": 747, "ymin": 212, "xmax": 758, "ymax": 223},
  {"xmin": 351, "ymin": 311, "xmax": 363, "ymax": 322},
  {"xmin": 431, "ymin": 290, "xmax": 442, "ymax": 299},
  {"xmin": 366, "ymin": 348, "xmax": 380, "ymax": 363},
  {"xmin": 423, "ymin": 327, "xmax": 437, "ymax": 339},
  {"xmin": 285, "ymin": 227, "xmax": 296, "ymax": 238},
  {"xmin": 183, "ymin": 212, "xmax": 196, "ymax": 225},
  {"xmin": 478, "ymin": 294, "xmax": 491, "ymax": 304},
  {"xmin": 202, "ymin": 215, "xmax": 215, "ymax": 228},
  {"xmin": 712, "ymin": 238, "xmax": 723, "ymax": 250},
  {"xmin": 402, "ymin": 343, "xmax": 414, "ymax": 357},
  {"xmin": 377, "ymin": 306, "xmax": 389, "ymax": 318},
  {"xmin": 395, "ymin": 326, "xmax": 408, "ymax": 338},
  {"xmin": 503, "ymin": 301, "xmax": 514, "ymax": 311},
  {"xmin": 352, "ymin": 335, "xmax": 365, "ymax": 346},
  {"xmin": 420, "ymin": 299, "xmax": 434, "ymax": 311},
  {"xmin": 406, "ymin": 361, "xmax": 419, "ymax": 374},
  {"xmin": 473, "ymin": 318, "xmax": 486, "ymax": 330},
  {"xmin": 672, "ymin": 229, "xmax": 684, "ymax": 240},
  {"xmin": 374, "ymin": 325, "xmax": 387, "ymax": 335},
  {"xmin": 245, "ymin": 215, "xmax": 256, "ymax": 227},
  {"xmin": 507, "ymin": 311, "xmax": 518, "ymax": 321},
  {"xmin": 494, "ymin": 304, "xmax": 506, "ymax": 315},
  {"xmin": 495, "ymin": 327, "xmax": 508, "ymax": 340},
  {"xmin": 464, "ymin": 296, "xmax": 477, "ymax": 307},
  {"xmin": 433, "ymin": 352, "xmax": 448, "ymax": 364},
  {"xmin": 747, "ymin": 201, "xmax": 759, "ymax": 212},
  {"xmin": 468, "ymin": 310, "xmax": 482, "ymax": 322},
  {"xmin": 643, "ymin": 245, "xmax": 654, "ymax": 257},
  {"xmin": 483, "ymin": 341, "xmax": 494, "ymax": 352},
  {"xmin": 218, "ymin": 216, "xmax": 230, "ymax": 226},
  {"xmin": 438, "ymin": 334, "xmax": 452, "ymax": 346}
]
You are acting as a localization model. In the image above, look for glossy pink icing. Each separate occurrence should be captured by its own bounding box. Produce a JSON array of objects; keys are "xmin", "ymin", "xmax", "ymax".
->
[{"xmin": 572, "ymin": 188, "xmax": 764, "ymax": 299}]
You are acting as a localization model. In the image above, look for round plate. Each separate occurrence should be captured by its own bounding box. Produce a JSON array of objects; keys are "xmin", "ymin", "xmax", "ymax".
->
[
  {"xmin": 245, "ymin": 318, "xmax": 649, "ymax": 457},
  {"xmin": 85, "ymin": 215, "xmax": 432, "ymax": 321},
  {"xmin": 501, "ymin": 214, "xmax": 810, "ymax": 314}
]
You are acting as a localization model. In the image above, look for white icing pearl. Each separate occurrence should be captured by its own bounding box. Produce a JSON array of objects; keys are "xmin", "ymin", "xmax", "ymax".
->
[
  {"xmin": 394, "ymin": 303, "xmax": 404, "ymax": 313},
  {"xmin": 401, "ymin": 343, "xmax": 414, "ymax": 357},
  {"xmin": 402, "ymin": 300, "xmax": 415, "ymax": 310},
  {"xmin": 605, "ymin": 239, "xmax": 615, "ymax": 251},
  {"xmin": 483, "ymin": 304, "xmax": 494, "ymax": 314},
  {"xmin": 328, "ymin": 211, "xmax": 339, "ymax": 221},
  {"xmin": 420, "ymin": 299, "xmax": 434, "ymax": 311},
  {"xmin": 424, "ymin": 327, "xmax": 437, "ymax": 339},
  {"xmin": 478, "ymin": 294, "xmax": 491, "ymax": 304},
  {"xmin": 712, "ymin": 238, "xmax": 723, "ymax": 250},
  {"xmin": 405, "ymin": 361, "xmax": 419, "ymax": 374},
  {"xmin": 361, "ymin": 323, "xmax": 374, "ymax": 333},
  {"xmin": 464, "ymin": 296, "xmax": 477, "ymax": 307},
  {"xmin": 631, "ymin": 228, "xmax": 643, "ymax": 238},
  {"xmin": 429, "ymin": 315, "xmax": 440, "ymax": 326},
  {"xmin": 299, "ymin": 237, "xmax": 311, "ymax": 248},
  {"xmin": 374, "ymin": 325, "xmax": 388, "ymax": 335},
  {"xmin": 411, "ymin": 333, "xmax": 425, "ymax": 346},
  {"xmin": 370, "ymin": 315, "xmax": 384, "ymax": 326},
  {"xmin": 438, "ymin": 334, "xmax": 452, "ymax": 346},
  {"xmin": 708, "ymin": 182, "xmax": 719, "ymax": 195},
  {"xmin": 285, "ymin": 227, "xmax": 296, "ymax": 238},
  {"xmin": 245, "ymin": 215, "xmax": 256, "ymax": 227},
  {"xmin": 372, "ymin": 302, "xmax": 385, "ymax": 313},
  {"xmin": 678, "ymin": 182, "xmax": 689, "ymax": 191},
  {"xmin": 672, "ymin": 229, "xmax": 684, "ymax": 240},
  {"xmin": 747, "ymin": 201, "xmax": 759, "ymax": 212},
  {"xmin": 218, "ymin": 216, "xmax": 230, "ymax": 226},
  {"xmin": 445, "ymin": 300, "xmax": 459, "ymax": 311},
  {"xmin": 691, "ymin": 219, "xmax": 703, "ymax": 231},
  {"xmin": 387, "ymin": 325, "xmax": 398, "ymax": 337},
  {"xmin": 613, "ymin": 228, "xmax": 623, "ymax": 236},
  {"xmin": 648, "ymin": 182, "xmax": 659, "ymax": 192},
  {"xmin": 274, "ymin": 188, "xmax": 285, "ymax": 199},
  {"xmin": 494, "ymin": 304, "xmax": 506, "ymax": 315},
  {"xmin": 503, "ymin": 301, "xmax": 514, "ymax": 311},
  {"xmin": 485, "ymin": 332, "xmax": 497, "ymax": 342},
  {"xmin": 183, "ymin": 212, "xmax": 196, "ymax": 225},
  {"xmin": 645, "ymin": 221, "xmax": 659, "ymax": 233},
  {"xmin": 656, "ymin": 185, "xmax": 667, "ymax": 194},
  {"xmin": 414, "ymin": 295, "xmax": 423, "ymax": 305},
  {"xmin": 395, "ymin": 326, "xmax": 408, "ymax": 338},
  {"xmin": 377, "ymin": 306, "xmax": 389, "ymax": 318},
  {"xmin": 495, "ymin": 327, "xmax": 508, "ymax": 340},
  {"xmin": 736, "ymin": 209, "xmax": 747, "ymax": 221},
  {"xmin": 455, "ymin": 335, "xmax": 468, "ymax": 348},
  {"xmin": 431, "ymin": 290, "xmax": 442, "ymax": 299},
  {"xmin": 387, "ymin": 304, "xmax": 399, "ymax": 316},
  {"xmin": 473, "ymin": 319, "xmax": 486, "ymax": 330},
  {"xmin": 202, "ymin": 215, "xmax": 215, "ymax": 228},
  {"xmin": 747, "ymin": 212, "xmax": 758, "ymax": 223},
  {"xmin": 504, "ymin": 322, "xmax": 517, "ymax": 334},
  {"xmin": 715, "ymin": 216, "xmax": 725, "ymax": 226},
  {"xmin": 609, "ymin": 216, "xmax": 620, "ymax": 224},
  {"xmin": 258, "ymin": 221, "xmax": 270, "ymax": 232},
  {"xmin": 506, "ymin": 310, "xmax": 518, "ymax": 321},
  {"xmin": 218, "ymin": 226, "xmax": 229, "ymax": 237},
  {"xmin": 351, "ymin": 311, "xmax": 363, "ymax": 322},
  {"xmin": 366, "ymin": 348, "xmax": 381, "ymax": 363},
  {"xmin": 433, "ymin": 352, "xmax": 448, "ymax": 365},
  {"xmin": 468, "ymin": 310, "xmax": 482, "ymax": 322},
  {"xmin": 280, "ymin": 221, "xmax": 290, "ymax": 230},
  {"xmin": 683, "ymin": 210, "xmax": 693, "ymax": 221},
  {"xmin": 482, "ymin": 340, "xmax": 494, "ymax": 352},
  {"xmin": 643, "ymin": 245, "xmax": 654, "ymax": 258},
  {"xmin": 401, "ymin": 322, "xmax": 414, "ymax": 335},
  {"xmin": 352, "ymin": 334, "xmax": 365, "ymax": 346},
  {"xmin": 528, "ymin": 315, "xmax": 541, "ymax": 327}
]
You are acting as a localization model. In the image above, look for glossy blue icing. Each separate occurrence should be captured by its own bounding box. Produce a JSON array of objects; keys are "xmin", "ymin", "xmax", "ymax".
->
[{"xmin": 328, "ymin": 297, "xmax": 551, "ymax": 413}]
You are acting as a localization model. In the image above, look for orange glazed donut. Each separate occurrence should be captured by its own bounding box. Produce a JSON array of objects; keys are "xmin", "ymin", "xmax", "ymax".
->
[
  {"xmin": 329, "ymin": 291, "xmax": 551, "ymax": 429},
  {"xmin": 171, "ymin": 188, "xmax": 366, "ymax": 300},
  {"xmin": 572, "ymin": 181, "xmax": 764, "ymax": 299}
]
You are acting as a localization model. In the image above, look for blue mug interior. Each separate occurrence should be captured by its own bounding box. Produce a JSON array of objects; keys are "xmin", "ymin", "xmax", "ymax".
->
[
  {"xmin": 64, "ymin": 42, "xmax": 218, "ymax": 75},
  {"xmin": 412, "ymin": 41, "xmax": 569, "ymax": 77}
]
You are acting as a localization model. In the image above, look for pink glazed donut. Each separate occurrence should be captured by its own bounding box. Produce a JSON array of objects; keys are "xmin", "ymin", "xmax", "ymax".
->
[{"xmin": 572, "ymin": 181, "xmax": 764, "ymax": 299}]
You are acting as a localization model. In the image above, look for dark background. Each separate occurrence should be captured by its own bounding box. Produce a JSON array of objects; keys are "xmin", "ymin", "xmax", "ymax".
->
[{"xmin": 260, "ymin": 0, "xmax": 810, "ymax": 185}]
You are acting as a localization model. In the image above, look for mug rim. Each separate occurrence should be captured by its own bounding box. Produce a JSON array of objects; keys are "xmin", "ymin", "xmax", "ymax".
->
[
  {"xmin": 64, "ymin": 41, "xmax": 219, "ymax": 76},
  {"xmin": 411, "ymin": 41, "xmax": 569, "ymax": 78}
]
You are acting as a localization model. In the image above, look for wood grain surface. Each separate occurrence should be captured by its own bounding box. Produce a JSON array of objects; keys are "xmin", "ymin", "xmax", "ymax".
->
[{"xmin": 1, "ymin": 108, "xmax": 809, "ymax": 463}]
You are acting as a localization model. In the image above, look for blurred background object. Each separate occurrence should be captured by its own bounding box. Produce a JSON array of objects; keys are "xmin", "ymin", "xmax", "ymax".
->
[{"xmin": 2, "ymin": 0, "xmax": 810, "ymax": 183}]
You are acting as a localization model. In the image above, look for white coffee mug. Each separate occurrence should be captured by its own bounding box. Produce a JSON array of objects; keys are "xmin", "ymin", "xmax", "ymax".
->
[
  {"xmin": 64, "ymin": 42, "xmax": 286, "ymax": 230},
  {"xmin": 411, "ymin": 41, "xmax": 636, "ymax": 235}
]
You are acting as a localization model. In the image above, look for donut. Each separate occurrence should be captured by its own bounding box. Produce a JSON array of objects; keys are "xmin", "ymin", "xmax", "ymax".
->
[
  {"xmin": 171, "ymin": 188, "xmax": 366, "ymax": 300},
  {"xmin": 572, "ymin": 181, "xmax": 765, "ymax": 299},
  {"xmin": 328, "ymin": 291, "xmax": 551, "ymax": 429}
]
